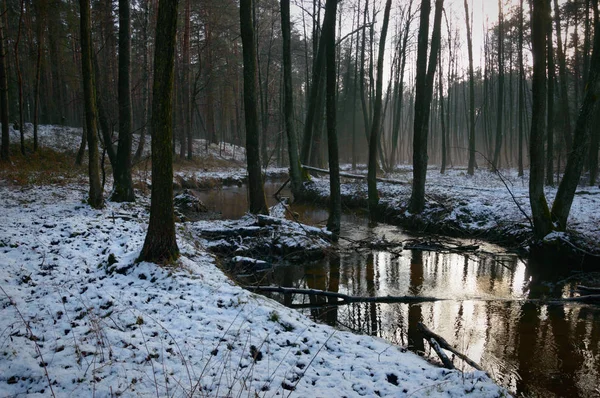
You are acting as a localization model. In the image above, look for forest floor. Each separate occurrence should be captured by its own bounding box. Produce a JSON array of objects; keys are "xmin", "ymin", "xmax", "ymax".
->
[{"xmin": 0, "ymin": 126, "xmax": 510, "ymax": 397}]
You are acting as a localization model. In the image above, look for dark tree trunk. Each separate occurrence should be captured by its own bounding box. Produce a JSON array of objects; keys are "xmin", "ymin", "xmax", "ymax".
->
[
  {"xmin": 300, "ymin": 10, "xmax": 327, "ymax": 170},
  {"xmin": 184, "ymin": 0, "xmax": 192, "ymax": 160},
  {"xmin": 33, "ymin": 0, "xmax": 47, "ymax": 153},
  {"xmin": 240, "ymin": 0, "xmax": 268, "ymax": 215},
  {"xmin": 139, "ymin": 0, "xmax": 180, "ymax": 263},
  {"xmin": 492, "ymin": 0, "xmax": 504, "ymax": 170},
  {"xmin": 367, "ymin": 0, "xmax": 393, "ymax": 217},
  {"xmin": 438, "ymin": 57, "xmax": 447, "ymax": 174},
  {"xmin": 551, "ymin": 0, "xmax": 600, "ymax": 229},
  {"xmin": 518, "ymin": 0, "xmax": 525, "ymax": 177},
  {"xmin": 15, "ymin": 0, "xmax": 25, "ymax": 155},
  {"xmin": 281, "ymin": 0, "xmax": 302, "ymax": 198},
  {"xmin": 324, "ymin": 0, "xmax": 341, "ymax": 238},
  {"xmin": 589, "ymin": 104, "xmax": 600, "ymax": 185},
  {"xmin": 529, "ymin": 0, "xmax": 553, "ymax": 239},
  {"xmin": 546, "ymin": 0, "xmax": 555, "ymax": 185},
  {"xmin": 112, "ymin": 0, "xmax": 135, "ymax": 202},
  {"xmin": 409, "ymin": 0, "xmax": 444, "ymax": 214},
  {"xmin": 0, "ymin": 17, "xmax": 9, "ymax": 161},
  {"xmin": 553, "ymin": 0, "xmax": 573, "ymax": 152},
  {"xmin": 135, "ymin": 0, "xmax": 151, "ymax": 161},
  {"xmin": 80, "ymin": 0, "xmax": 104, "ymax": 209},
  {"xmin": 390, "ymin": 2, "xmax": 412, "ymax": 170},
  {"xmin": 465, "ymin": 0, "xmax": 476, "ymax": 175},
  {"xmin": 75, "ymin": 123, "xmax": 87, "ymax": 166}
]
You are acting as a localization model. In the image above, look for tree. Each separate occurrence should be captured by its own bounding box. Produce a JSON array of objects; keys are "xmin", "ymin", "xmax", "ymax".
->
[
  {"xmin": 492, "ymin": 0, "xmax": 504, "ymax": 170},
  {"xmin": 409, "ymin": 0, "xmax": 444, "ymax": 214},
  {"xmin": 15, "ymin": 0, "xmax": 25, "ymax": 155},
  {"xmin": 280, "ymin": 0, "xmax": 302, "ymax": 198},
  {"xmin": 240, "ymin": 0, "xmax": 268, "ymax": 215},
  {"xmin": 139, "ymin": 0, "xmax": 179, "ymax": 263},
  {"xmin": 33, "ymin": 0, "xmax": 47, "ymax": 153},
  {"xmin": 551, "ymin": 0, "xmax": 600, "ymax": 230},
  {"xmin": 465, "ymin": 0, "xmax": 476, "ymax": 175},
  {"xmin": 0, "ymin": 16, "xmax": 8, "ymax": 161},
  {"xmin": 325, "ymin": 0, "xmax": 341, "ymax": 238},
  {"xmin": 367, "ymin": 0, "xmax": 393, "ymax": 217},
  {"xmin": 529, "ymin": 0, "xmax": 553, "ymax": 239},
  {"xmin": 112, "ymin": 0, "xmax": 135, "ymax": 202},
  {"xmin": 79, "ymin": 0, "xmax": 103, "ymax": 209},
  {"xmin": 545, "ymin": 0, "xmax": 555, "ymax": 185}
]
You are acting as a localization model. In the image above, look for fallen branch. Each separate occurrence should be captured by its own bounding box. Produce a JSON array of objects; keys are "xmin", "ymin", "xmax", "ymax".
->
[
  {"xmin": 428, "ymin": 338, "xmax": 454, "ymax": 370},
  {"xmin": 247, "ymin": 286, "xmax": 600, "ymax": 306},
  {"xmin": 301, "ymin": 165, "xmax": 410, "ymax": 185},
  {"xmin": 245, "ymin": 286, "xmax": 440, "ymax": 304},
  {"xmin": 273, "ymin": 178, "xmax": 290, "ymax": 198},
  {"xmin": 417, "ymin": 322, "xmax": 484, "ymax": 372},
  {"xmin": 577, "ymin": 285, "xmax": 600, "ymax": 294}
]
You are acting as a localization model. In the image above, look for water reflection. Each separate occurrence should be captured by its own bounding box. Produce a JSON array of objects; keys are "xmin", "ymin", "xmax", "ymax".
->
[
  {"xmin": 249, "ymin": 249, "xmax": 600, "ymax": 398},
  {"xmin": 195, "ymin": 183, "xmax": 600, "ymax": 397}
]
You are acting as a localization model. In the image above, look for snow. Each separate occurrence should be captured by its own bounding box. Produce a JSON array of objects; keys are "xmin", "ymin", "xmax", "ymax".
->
[
  {"xmin": 0, "ymin": 181, "xmax": 509, "ymax": 397},
  {"xmin": 309, "ymin": 165, "xmax": 600, "ymax": 254}
]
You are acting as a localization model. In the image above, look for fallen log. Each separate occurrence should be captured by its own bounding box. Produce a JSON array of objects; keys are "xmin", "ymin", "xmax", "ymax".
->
[
  {"xmin": 301, "ymin": 165, "xmax": 410, "ymax": 185},
  {"xmin": 245, "ymin": 286, "xmax": 441, "ymax": 304},
  {"xmin": 417, "ymin": 322, "xmax": 484, "ymax": 372},
  {"xmin": 246, "ymin": 286, "xmax": 600, "ymax": 306}
]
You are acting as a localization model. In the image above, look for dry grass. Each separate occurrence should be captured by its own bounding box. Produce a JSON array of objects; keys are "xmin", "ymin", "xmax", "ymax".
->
[{"xmin": 0, "ymin": 145, "xmax": 87, "ymax": 186}]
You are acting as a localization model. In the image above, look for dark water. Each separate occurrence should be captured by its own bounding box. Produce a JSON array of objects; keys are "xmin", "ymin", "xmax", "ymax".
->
[{"xmin": 195, "ymin": 182, "xmax": 600, "ymax": 398}]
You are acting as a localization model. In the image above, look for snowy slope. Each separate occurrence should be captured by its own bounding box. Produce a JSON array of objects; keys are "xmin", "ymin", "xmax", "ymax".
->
[{"xmin": 0, "ymin": 183, "xmax": 509, "ymax": 397}]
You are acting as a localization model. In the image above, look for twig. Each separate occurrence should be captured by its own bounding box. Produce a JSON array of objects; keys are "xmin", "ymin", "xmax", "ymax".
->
[{"xmin": 0, "ymin": 286, "xmax": 56, "ymax": 398}]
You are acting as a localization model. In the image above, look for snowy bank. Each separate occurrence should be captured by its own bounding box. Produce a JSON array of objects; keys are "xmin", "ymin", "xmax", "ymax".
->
[
  {"xmin": 301, "ymin": 165, "xmax": 600, "ymax": 260},
  {"xmin": 0, "ymin": 182, "xmax": 509, "ymax": 397}
]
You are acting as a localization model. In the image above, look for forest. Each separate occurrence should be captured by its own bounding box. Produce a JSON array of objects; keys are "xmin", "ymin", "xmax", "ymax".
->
[{"xmin": 0, "ymin": 0, "xmax": 599, "ymax": 397}]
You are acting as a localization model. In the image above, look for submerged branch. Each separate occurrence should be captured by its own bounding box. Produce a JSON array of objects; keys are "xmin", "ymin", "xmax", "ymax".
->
[
  {"xmin": 246, "ymin": 285, "xmax": 600, "ymax": 306},
  {"xmin": 418, "ymin": 322, "xmax": 484, "ymax": 371}
]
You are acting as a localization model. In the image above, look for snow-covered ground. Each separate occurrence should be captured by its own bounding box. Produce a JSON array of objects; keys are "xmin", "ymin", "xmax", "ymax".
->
[
  {"xmin": 309, "ymin": 165, "xmax": 600, "ymax": 255},
  {"xmin": 0, "ymin": 183, "xmax": 509, "ymax": 397}
]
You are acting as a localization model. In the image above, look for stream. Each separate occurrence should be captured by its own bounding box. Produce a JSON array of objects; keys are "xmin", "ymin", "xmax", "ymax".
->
[{"xmin": 194, "ymin": 182, "xmax": 600, "ymax": 398}]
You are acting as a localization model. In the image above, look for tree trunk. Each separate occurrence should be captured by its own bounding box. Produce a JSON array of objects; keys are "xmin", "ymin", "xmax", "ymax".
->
[
  {"xmin": 439, "ymin": 57, "xmax": 447, "ymax": 174},
  {"xmin": 529, "ymin": 0, "xmax": 553, "ymax": 239},
  {"xmin": 589, "ymin": 103, "xmax": 600, "ymax": 185},
  {"xmin": 135, "ymin": 0, "xmax": 151, "ymax": 161},
  {"xmin": 33, "ymin": 0, "xmax": 47, "ymax": 153},
  {"xmin": 139, "ymin": 0, "xmax": 180, "ymax": 263},
  {"xmin": 240, "ymin": 0, "xmax": 268, "ymax": 215},
  {"xmin": 299, "ymin": 10, "xmax": 327, "ymax": 170},
  {"xmin": 112, "ymin": 0, "xmax": 135, "ymax": 202},
  {"xmin": 409, "ymin": 0, "xmax": 444, "ymax": 214},
  {"xmin": 551, "ymin": 0, "xmax": 600, "ymax": 230},
  {"xmin": 553, "ymin": 0, "xmax": 573, "ymax": 152},
  {"xmin": 518, "ymin": 0, "xmax": 525, "ymax": 177},
  {"xmin": 367, "ymin": 0, "xmax": 393, "ymax": 217},
  {"xmin": 184, "ymin": 0, "xmax": 192, "ymax": 160},
  {"xmin": 465, "ymin": 0, "xmax": 476, "ymax": 175},
  {"xmin": 492, "ymin": 0, "xmax": 504, "ymax": 170},
  {"xmin": 280, "ymin": 0, "xmax": 302, "ymax": 198},
  {"xmin": 324, "ymin": 0, "xmax": 341, "ymax": 238},
  {"xmin": 15, "ymin": 0, "xmax": 25, "ymax": 155},
  {"xmin": 546, "ymin": 0, "xmax": 555, "ymax": 185},
  {"xmin": 79, "ymin": 0, "xmax": 104, "ymax": 209},
  {"xmin": 0, "ymin": 17, "xmax": 9, "ymax": 161}
]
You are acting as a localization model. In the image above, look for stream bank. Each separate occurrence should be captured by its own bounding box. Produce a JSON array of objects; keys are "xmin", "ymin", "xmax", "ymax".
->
[
  {"xmin": 190, "ymin": 179, "xmax": 600, "ymax": 398},
  {"xmin": 294, "ymin": 171, "xmax": 600, "ymax": 270}
]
